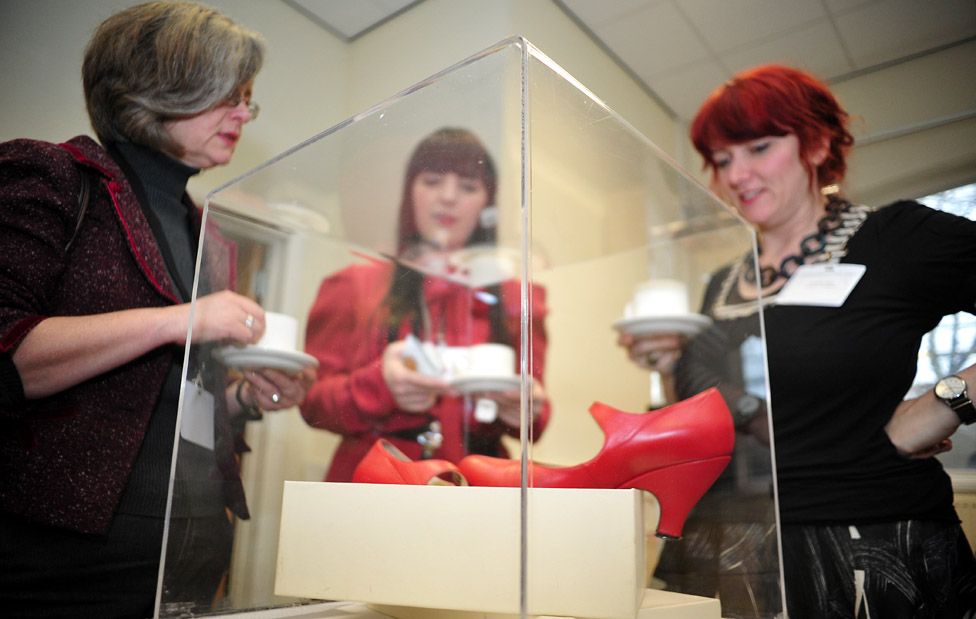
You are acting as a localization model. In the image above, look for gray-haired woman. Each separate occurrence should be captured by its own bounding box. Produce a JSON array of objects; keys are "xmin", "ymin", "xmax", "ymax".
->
[{"xmin": 0, "ymin": 3, "xmax": 312, "ymax": 616}]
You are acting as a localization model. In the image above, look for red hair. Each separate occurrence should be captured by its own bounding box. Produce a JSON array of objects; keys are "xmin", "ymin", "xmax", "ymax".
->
[{"xmin": 690, "ymin": 64, "xmax": 853, "ymax": 188}]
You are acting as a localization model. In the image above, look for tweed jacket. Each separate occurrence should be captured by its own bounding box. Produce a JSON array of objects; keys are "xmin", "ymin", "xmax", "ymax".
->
[{"xmin": 0, "ymin": 135, "xmax": 242, "ymax": 535}]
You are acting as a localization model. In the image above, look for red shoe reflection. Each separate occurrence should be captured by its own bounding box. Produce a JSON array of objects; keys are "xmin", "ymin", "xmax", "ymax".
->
[
  {"xmin": 457, "ymin": 388, "xmax": 734, "ymax": 539},
  {"xmin": 352, "ymin": 439, "xmax": 466, "ymax": 486}
]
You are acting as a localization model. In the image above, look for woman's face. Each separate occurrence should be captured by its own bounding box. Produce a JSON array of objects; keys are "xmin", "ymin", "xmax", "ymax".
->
[
  {"xmin": 411, "ymin": 170, "xmax": 489, "ymax": 251},
  {"xmin": 710, "ymin": 134, "xmax": 823, "ymax": 231},
  {"xmin": 162, "ymin": 83, "xmax": 255, "ymax": 169}
]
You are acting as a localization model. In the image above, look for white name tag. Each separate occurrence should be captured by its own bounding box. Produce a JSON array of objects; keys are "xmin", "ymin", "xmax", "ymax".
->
[
  {"xmin": 474, "ymin": 397, "xmax": 498, "ymax": 423},
  {"xmin": 775, "ymin": 263, "xmax": 866, "ymax": 307},
  {"xmin": 180, "ymin": 379, "xmax": 215, "ymax": 450}
]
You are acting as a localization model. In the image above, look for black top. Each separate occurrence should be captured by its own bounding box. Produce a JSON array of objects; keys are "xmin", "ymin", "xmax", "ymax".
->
[
  {"xmin": 681, "ymin": 200, "xmax": 976, "ymax": 525},
  {"xmin": 111, "ymin": 141, "xmax": 199, "ymax": 299},
  {"xmin": 107, "ymin": 141, "xmax": 225, "ymax": 519}
]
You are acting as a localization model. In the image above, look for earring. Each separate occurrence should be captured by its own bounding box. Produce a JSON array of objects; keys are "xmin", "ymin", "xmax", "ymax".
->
[{"xmin": 479, "ymin": 206, "xmax": 498, "ymax": 228}]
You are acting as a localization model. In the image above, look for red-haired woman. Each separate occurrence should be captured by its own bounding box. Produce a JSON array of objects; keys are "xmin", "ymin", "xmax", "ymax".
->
[
  {"xmin": 666, "ymin": 64, "xmax": 976, "ymax": 617},
  {"xmin": 301, "ymin": 127, "xmax": 550, "ymax": 481}
]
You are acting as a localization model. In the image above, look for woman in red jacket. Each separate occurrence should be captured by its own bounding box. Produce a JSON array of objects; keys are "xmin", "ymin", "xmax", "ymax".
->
[{"xmin": 302, "ymin": 127, "xmax": 551, "ymax": 481}]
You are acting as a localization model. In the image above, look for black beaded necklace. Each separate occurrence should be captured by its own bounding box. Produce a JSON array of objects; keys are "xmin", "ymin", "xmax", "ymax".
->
[{"xmin": 743, "ymin": 196, "xmax": 850, "ymax": 288}]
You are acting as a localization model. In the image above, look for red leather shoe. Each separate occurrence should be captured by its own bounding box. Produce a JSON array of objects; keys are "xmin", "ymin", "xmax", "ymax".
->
[
  {"xmin": 352, "ymin": 439, "xmax": 466, "ymax": 486},
  {"xmin": 457, "ymin": 388, "xmax": 734, "ymax": 538}
]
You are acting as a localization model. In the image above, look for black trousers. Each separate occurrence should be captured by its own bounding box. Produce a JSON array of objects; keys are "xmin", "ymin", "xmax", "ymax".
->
[
  {"xmin": 0, "ymin": 512, "xmax": 162, "ymax": 619},
  {"xmin": 0, "ymin": 511, "xmax": 233, "ymax": 619}
]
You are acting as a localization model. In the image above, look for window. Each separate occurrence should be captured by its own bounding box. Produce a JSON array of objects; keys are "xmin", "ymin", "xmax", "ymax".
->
[{"xmin": 906, "ymin": 182, "xmax": 976, "ymax": 470}]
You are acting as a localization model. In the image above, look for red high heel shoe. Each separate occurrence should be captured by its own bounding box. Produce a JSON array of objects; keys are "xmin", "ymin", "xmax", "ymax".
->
[
  {"xmin": 457, "ymin": 388, "xmax": 734, "ymax": 539},
  {"xmin": 352, "ymin": 439, "xmax": 466, "ymax": 486}
]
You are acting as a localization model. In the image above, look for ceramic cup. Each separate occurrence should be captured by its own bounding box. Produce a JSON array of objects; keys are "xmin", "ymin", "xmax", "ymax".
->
[
  {"xmin": 624, "ymin": 279, "xmax": 690, "ymax": 318},
  {"xmin": 256, "ymin": 312, "xmax": 299, "ymax": 351},
  {"xmin": 460, "ymin": 343, "xmax": 516, "ymax": 378}
]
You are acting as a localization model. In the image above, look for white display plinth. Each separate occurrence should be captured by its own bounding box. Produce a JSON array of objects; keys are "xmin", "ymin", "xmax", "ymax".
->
[
  {"xmin": 275, "ymin": 482, "xmax": 712, "ymax": 619},
  {"xmin": 211, "ymin": 594, "xmax": 720, "ymax": 619},
  {"xmin": 372, "ymin": 589, "xmax": 721, "ymax": 619}
]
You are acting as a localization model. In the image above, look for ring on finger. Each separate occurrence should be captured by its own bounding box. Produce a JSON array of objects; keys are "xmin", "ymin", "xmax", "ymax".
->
[
  {"xmin": 244, "ymin": 314, "xmax": 255, "ymax": 330},
  {"xmin": 271, "ymin": 392, "xmax": 280, "ymax": 404}
]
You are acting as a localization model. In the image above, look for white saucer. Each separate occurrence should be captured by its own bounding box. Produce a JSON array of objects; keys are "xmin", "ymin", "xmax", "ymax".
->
[
  {"xmin": 612, "ymin": 314, "xmax": 713, "ymax": 337},
  {"xmin": 213, "ymin": 346, "xmax": 319, "ymax": 373},
  {"xmin": 449, "ymin": 375, "xmax": 521, "ymax": 394}
]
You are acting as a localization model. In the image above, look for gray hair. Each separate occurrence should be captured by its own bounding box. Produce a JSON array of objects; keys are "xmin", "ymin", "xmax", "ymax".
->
[{"xmin": 83, "ymin": 1, "xmax": 265, "ymax": 156}]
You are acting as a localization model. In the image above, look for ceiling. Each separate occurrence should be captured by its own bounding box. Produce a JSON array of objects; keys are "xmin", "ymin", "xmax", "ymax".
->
[{"xmin": 287, "ymin": 0, "xmax": 976, "ymax": 122}]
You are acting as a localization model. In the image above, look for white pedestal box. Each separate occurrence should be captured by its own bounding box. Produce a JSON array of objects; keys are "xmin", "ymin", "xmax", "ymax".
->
[
  {"xmin": 275, "ymin": 482, "xmax": 718, "ymax": 619},
  {"xmin": 371, "ymin": 589, "xmax": 721, "ymax": 619}
]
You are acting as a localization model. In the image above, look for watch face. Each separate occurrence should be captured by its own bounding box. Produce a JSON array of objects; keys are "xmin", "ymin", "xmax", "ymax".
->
[
  {"xmin": 936, "ymin": 375, "xmax": 967, "ymax": 400},
  {"xmin": 737, "ymin": 394, "xmax": 761, "ymax": 416}
]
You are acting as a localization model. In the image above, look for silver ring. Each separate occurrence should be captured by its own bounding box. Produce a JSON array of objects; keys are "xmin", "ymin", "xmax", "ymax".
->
[
  {"xmin": 244, "ymin": 314, "xmax": 255, "ymax": 330},
  {"xmin": 271, "ymin": 392, "xmax": 280, "ymax": 404}
]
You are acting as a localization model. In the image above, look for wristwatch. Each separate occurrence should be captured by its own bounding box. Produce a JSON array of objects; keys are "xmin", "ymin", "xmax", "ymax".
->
[
  {"xmin": 934, "ymin": 375, "xmax": 976, "ymax": 425},
  {"xmin": 733, "ymin": 393, "xmax": 763, "ymax": 428}
]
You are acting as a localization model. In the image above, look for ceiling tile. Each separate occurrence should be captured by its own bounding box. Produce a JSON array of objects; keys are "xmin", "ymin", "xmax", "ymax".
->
[
  {"xmin": 678, "ymin": 0, "xmax": 827, "ymax": 52},
  {"xmin": 721, "ymin": 19, "xmax": 854, "ymax": 80},
  {"xmin": 594, "ymin": 1, "xmax": 711, "ymax": 78},
  {"xmin": 289, "ymin": 0, "xmax": 415, "ymax": 39},
  {"xmin": 374, "ymin": 0, "xmax": 416, "ymax": 11},
  {"xmin": 289, "ymin": 0, "xmax": 974, "ymax": 125},
  {"xmin": 558, "ymin": 0, "xmax": 663, "ymax": 29},
  {"xmin": 644, "ymin": 60, "xmax": 730, "ymax": 122},
  {"xmin": 835, "ymin": 0, "xmax": 976, "ymax": 68},
  {"xmin": 822, "ymin": 0, "xmax": 882, "ymax": 15}
]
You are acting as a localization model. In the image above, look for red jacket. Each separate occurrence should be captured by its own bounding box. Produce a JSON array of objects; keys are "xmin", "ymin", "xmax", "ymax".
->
[
  {"xmin": 301, "ymin": 261, "xmax": 551, "ymax": 481},
  {"xmin": 0, "ymin": 136, "xmax": 240, "ymax": 535}
]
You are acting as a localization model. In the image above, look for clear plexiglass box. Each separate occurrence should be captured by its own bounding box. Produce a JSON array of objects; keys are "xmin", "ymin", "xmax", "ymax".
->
[{"xmin": 161, "ymin": 37, "xmax": 784, "ymax": 618}]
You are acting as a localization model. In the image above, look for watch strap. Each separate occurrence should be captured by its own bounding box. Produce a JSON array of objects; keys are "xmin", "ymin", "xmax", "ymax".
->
[
  {"xmin": 936, "ymin": 375, "xmax": 976, "ymax": 425},
  {"xmin": 949, "ymin": 396, "xmax": 976, "ymax": 425}
]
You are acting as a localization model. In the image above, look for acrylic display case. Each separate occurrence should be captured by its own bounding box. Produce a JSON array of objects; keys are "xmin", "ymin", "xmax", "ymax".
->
[{"xmin": 159, "ymin": 37, "xmax": 784, "ymax": 618}]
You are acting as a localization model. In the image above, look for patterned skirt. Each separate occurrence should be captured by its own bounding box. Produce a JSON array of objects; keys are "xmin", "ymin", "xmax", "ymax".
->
[{"xmin": 782, "ymin": 520, "xmax": 976, "ymax": 618}]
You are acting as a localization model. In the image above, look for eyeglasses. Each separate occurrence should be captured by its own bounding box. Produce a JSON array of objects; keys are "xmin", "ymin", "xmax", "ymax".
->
[{"xmin": 224, "ymin": 91, "xmax": 260, "ymax": 120}]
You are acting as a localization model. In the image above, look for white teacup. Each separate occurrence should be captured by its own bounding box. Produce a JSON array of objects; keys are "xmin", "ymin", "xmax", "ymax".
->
[
  {"xmin": 458, "ymin": 343, "xmax": 516, "ymax": 378},
  {"xmin": 439, "ymin": 346, "xmax": 472, "ymax": 378},
  {"xmin": 256, "ymin": 312, "xmax": 298, "ymax": 352},
  {"xmin": 624, "ymin": 279, "xmax": 690, "ymax": 318}
]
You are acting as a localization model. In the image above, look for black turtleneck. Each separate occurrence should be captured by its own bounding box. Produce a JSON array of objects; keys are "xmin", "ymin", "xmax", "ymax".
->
[
  {"xmin": 107, "ymin": 142, "xmax": 225, "ymax": 520},
  {"xmin": 110, "ymin": 141, "xmax": 199, "ymax": 300}
]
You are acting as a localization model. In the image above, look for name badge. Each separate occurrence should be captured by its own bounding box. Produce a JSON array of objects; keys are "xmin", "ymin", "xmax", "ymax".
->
[
  {"xmin": 180, "ymin": 379, "xmax": 215, "ymax": 450},
  {"xmin": 775, "ymin": 263, "xmax": 865, "ymax": 307}
]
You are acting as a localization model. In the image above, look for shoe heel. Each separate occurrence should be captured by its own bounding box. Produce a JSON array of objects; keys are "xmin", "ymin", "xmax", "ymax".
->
[{"xmin": 623, "ymin": 456, "xmax": 731, "ymax": 539}]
